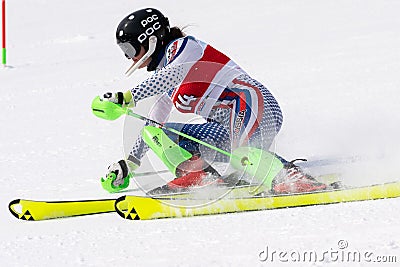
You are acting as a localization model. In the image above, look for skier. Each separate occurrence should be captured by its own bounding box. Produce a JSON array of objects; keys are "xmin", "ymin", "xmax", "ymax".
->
[{"xmin": 95, "ymin": 8, "xmax": 327, "ymax": 194}]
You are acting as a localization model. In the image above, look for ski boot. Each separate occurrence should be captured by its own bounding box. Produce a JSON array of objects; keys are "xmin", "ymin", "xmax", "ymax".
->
[
  {"xmin": 148, "ymin": 155, "xmax": 224, "ymax": 195},
  {"xmin": 271, "ymin": 159, "xmax": 327, "ymax": 194}
]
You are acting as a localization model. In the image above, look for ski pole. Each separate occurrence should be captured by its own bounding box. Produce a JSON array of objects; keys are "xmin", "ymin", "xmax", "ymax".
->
[
  {"xmin": 124, "ymin": 110, "xmax": 286, "ymax": 188},
  {"xmin": 92, "ymin": 96, "xmax": 286, "ymax": 189},
  {"xmin": 125, "ymin": 109, "xmax": 237, "ymax": 160},
  {"xmin": 91, "ymin": 96, "xmax": 252, "ymax": 166},
  {"xmin": 135, "ymin": 169, "xmax": 169, "ymax": 177}
]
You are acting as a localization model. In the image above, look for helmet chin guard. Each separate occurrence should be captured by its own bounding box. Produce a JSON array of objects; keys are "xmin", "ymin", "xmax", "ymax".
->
[{"xmin": 125, "ymin": 36, "xmax": 157, "ymax": 77}]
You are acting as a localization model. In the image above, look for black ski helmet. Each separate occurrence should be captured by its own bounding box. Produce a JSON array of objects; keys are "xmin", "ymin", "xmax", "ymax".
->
[{"xmin": 116, "ymin": 8, "xmax": 170, "ymax": 71}]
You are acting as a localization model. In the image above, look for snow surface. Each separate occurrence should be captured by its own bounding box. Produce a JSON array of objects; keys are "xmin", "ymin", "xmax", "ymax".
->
[{"xmin": 1, "ymin": 0, "xmax": 400, "ymax": 266}]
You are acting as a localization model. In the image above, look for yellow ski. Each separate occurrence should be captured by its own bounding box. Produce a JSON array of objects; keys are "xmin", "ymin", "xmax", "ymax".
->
[
  {"xmin": 115, "ymin": 181, "xmax": 400, "ymax": 220},
  {"xmin": 8, "ymin": 185, "xmax": 264, "ymax": 221},
  {"xmin": 8, "ymin": 198, "xmax": 118, "ymax": 221},
  {"xmin": 9, "ymin": 182, "xmax": 400, "ymax": 221}
]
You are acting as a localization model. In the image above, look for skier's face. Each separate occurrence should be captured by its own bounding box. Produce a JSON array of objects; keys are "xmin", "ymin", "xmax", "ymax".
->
[{"xmin": 132, "ymin": 46, "xmax": 151, "ymax": 69}]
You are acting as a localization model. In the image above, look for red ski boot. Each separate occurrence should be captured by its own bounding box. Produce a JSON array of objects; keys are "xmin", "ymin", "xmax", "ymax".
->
[
  {"xmin": 272, "ymin": 160, "xmax": 327, "ymax": 194},
  {"xmin": 167, "ymin": 155, "xmax": 223, "ymax": 189}
]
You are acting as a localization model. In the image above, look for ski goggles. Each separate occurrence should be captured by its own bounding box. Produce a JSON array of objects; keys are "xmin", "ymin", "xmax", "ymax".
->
[{"xmin": 117, "ymin": 41, "xmax": 140, "ymax": 59}]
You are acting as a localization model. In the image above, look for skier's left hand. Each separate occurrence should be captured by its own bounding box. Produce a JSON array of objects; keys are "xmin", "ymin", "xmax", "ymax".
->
[{"xmin": 101, "ymin": 159, "xmax": 139, "ymax": 193}]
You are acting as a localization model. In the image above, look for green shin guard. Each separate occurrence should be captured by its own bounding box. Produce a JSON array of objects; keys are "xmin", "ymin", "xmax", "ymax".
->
[
  {"xmin": 230, "ymin": 147, "xmax": 284, "ymax": 190},
  {"xmin": 142, "ymin": 126, "xmax": 193, "ymax": 175}
]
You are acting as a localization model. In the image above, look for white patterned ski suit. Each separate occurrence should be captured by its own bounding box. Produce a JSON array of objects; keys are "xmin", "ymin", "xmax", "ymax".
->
[{"xmin": 128, "ymin": 36, "xmax": 283, "ymax": 164}]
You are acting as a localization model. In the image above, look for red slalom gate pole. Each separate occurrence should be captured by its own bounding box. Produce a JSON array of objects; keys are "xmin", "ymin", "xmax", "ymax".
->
[{"xmin": 2, "ymin": 0, "xmax": 6, "ymax": 66}]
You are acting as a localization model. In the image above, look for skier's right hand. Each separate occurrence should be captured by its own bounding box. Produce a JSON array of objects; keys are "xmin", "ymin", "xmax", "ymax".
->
[
  {"xmin": 101, "ymin": 159, "xmax": 139, "ymax": 193},
  {"xmin": 101, "ymin": 91, "xmax": 135, "ymax": 107}
]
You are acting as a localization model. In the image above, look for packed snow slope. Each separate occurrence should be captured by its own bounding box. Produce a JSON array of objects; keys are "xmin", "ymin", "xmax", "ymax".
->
[{"xmin": 1, "ymin": 0, "xmax": 400, "ymax": 266}]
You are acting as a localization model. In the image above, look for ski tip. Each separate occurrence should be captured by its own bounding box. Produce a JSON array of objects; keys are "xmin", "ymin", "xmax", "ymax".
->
[
  {"xmin": 115, "ymin": 195, "xmax": 127, "ymax": 204},
  {"xmin": 114, "ymin": 196, "xmax": 127, "ymax": 219},
  {"xmin": 8, "ymin": 199, "xmax": 29, "ymax": 220},
  {"xmin": 114, "ymin": 196, "xmax": 140, "ymax": 220}
]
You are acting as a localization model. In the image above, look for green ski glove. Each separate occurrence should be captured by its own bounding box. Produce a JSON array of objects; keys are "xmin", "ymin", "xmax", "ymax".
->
[
  {"xmin": 91, "ymin": 91, "xmax": 134, "ymax": 121},
  {"xmin": 101, "ymin": 159, "xmax": 139, "ymax": 193},
  {"xmin": 101, "ymin": 91, "xmax": 133, "ymax": 106}
]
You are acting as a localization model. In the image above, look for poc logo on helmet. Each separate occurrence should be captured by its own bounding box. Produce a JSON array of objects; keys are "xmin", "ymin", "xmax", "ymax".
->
[
  {"xmin": 138, "ymin": 15, "xmax": 160, "ymax": 43},
  {"xmin": 141, "ymin": 14, "xmax": 158, "ymax": 27}
]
